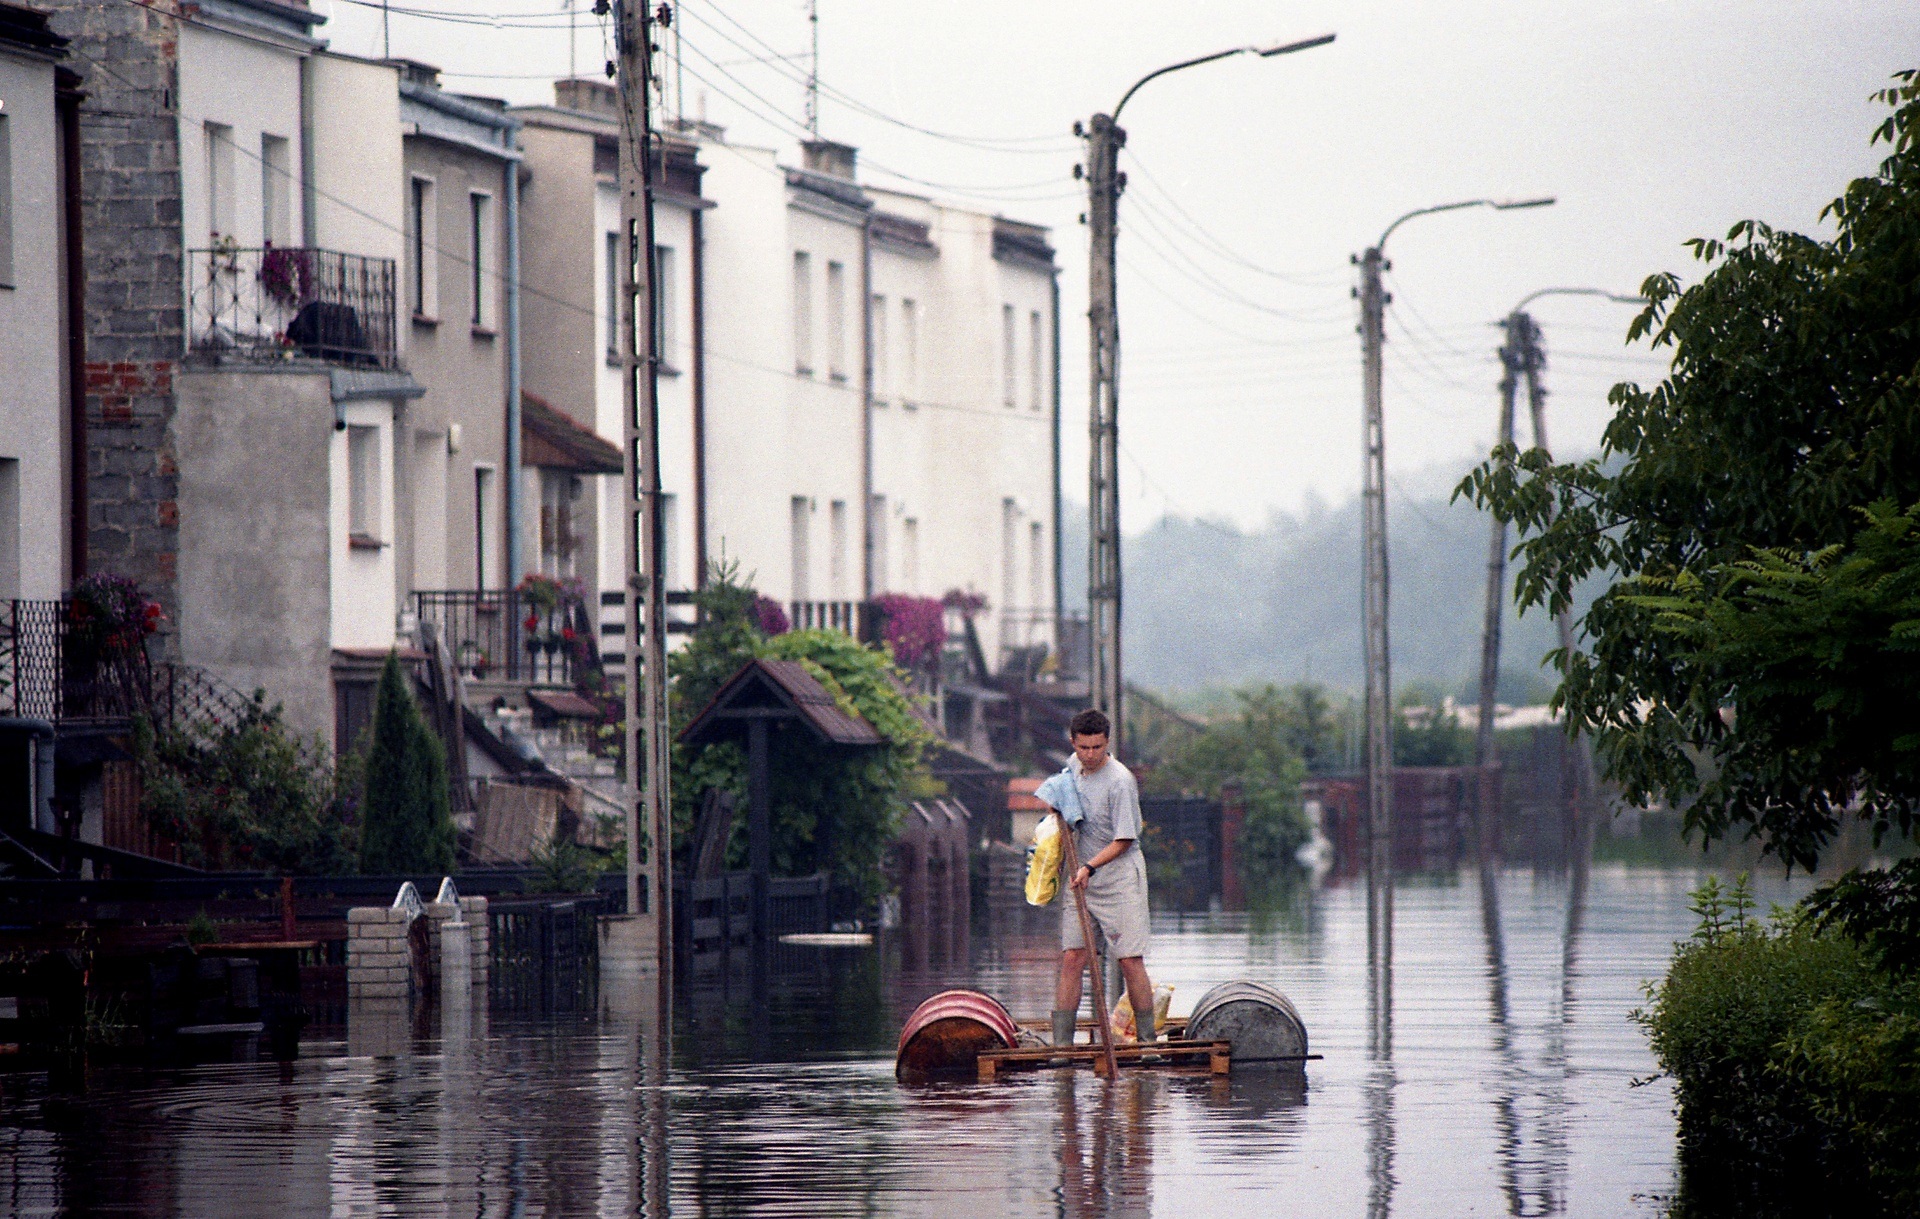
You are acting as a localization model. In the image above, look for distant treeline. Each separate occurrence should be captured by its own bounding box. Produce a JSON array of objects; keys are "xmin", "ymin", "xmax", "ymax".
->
[{"xmin": 1063, "ymin": 469, "xmax": 1598, "ymax": 698}]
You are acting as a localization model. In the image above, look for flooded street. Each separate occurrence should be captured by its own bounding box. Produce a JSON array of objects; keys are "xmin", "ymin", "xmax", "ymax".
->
[{"xmin": 0, "ymin": 865, "xmax": 1807, "ymax": 1217}]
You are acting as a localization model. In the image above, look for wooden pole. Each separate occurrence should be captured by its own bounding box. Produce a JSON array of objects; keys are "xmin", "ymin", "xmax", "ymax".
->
[{"xmin": 1057, "ymin": 812, "xmax": 1118, "ymax": 1079}]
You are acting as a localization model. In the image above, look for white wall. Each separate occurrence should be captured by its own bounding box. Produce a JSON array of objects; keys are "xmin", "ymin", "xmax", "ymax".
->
[
  {"xmin": 330, "ymin": 400, "xmax": 399, "ymax": 650},
  {"xmin": 0, "ymin": 49, "xmax": 67, "ymax": 598},
  {"xmin": 307, "ymin": 54, "xmax": 406, "ymax": 341},
  {"xmin": 177, "ymin": 24, "xmax": 305, "ymax": 253}
]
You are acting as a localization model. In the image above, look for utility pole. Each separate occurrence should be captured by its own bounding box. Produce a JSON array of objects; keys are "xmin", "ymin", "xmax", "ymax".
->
[
  {"xmin": 614, "ymin": 0, "xmax": 672, "ymax": 981},
  {"xmin": 805, "ymin": 0, "xmax": 819, "ymax": 138},
  {"xmin": 1472, "ymin": 312, "xmax": 1532, "ymax": 866},
  {"xmin": 1081, "ymin": 112, "xmax": 1124, "ymax": 744},
  {"xmin": 1354, "ymin": 195, "xmax": 1552, "ymax": 1041},
  {"xmin": 1356, "ymin": 243, "xmax": 1393, "ymax": 1005},
  {"xmin": 1514, "ymin": 319, "xmax": 1588, "ymax": 862}
]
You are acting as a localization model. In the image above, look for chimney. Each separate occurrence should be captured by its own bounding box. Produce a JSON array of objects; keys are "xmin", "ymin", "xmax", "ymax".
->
[
  {"xmin": 390, "ymin": 59, "xmax": 442, "ymax": 89},
  {"xmin": 554, "ymin": 78, "xmax": 621, "ymax": 118},
  {"xmin": 801, "ymin": 138, "xmax": 857, "ymax": 181}
]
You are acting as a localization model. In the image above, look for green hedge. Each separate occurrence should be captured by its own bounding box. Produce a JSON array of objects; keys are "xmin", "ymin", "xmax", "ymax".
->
[{"xmin": 1636, "ymin": 876, "xmax": 1920, "ymax": 1216}]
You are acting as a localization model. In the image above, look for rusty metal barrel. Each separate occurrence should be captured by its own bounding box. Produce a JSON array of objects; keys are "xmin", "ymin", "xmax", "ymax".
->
[
  {"xmin": 895, "ymin": 989, "xmax": 1018, "ymax": 1083},
  {"xmin": 1185, "ymin": 980, "xmax": 1309, "ymax": 1068}
]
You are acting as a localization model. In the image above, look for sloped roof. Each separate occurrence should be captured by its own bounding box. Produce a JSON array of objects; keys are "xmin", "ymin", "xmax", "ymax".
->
[
  {"xmin": 523, "ymin": 391, "xmax": 623, "ymax": 474},
  {"xmin": 678, "ymin": 658, "xmax": 884, "ymax": 748}
]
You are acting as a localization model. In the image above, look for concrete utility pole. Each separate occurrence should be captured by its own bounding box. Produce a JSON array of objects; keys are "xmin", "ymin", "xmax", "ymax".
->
[
  {"xmin": 1471, "ymin": 288, "xmax": 1636, "ymax": 875},
  {"xmin": 614, "ymin": 0, "xmax": 672, "ymax": 980},
  {"xmin": 1355, "ymin": 196, "xmax": 1552, "ymax": 1019},
  {"xmin": 1472, "ymin": 312, "xmax": 1532, "ymax": 865},
  {"xmin": 1082, "ymin": 110, "xmax": 1125, "ymax": 741},
  {"xmin": 1079, "ymin": 33, "xmax": 1334, "ymax": 750}
]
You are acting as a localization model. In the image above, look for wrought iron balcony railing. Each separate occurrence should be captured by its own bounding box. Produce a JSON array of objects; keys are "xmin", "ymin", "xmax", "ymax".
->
[
  {"xmin": 414, "ymin": 591, "xmax": 595, "ymax": 687},
  {"xmin": 188, "ymin": 245, "xmax": 400, "ymax": 370}
]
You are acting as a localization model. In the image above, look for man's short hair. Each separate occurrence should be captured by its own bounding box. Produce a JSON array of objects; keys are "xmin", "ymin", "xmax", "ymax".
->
[{"xmin": 1069, "ymin": 708, "xmax": 1111, "ymax": 740}]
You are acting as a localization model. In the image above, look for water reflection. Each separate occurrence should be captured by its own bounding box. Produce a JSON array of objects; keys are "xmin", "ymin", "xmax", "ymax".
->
[{"xmin": 0, "ymin": 866, "xmax": 1819, "ymax": 1217}]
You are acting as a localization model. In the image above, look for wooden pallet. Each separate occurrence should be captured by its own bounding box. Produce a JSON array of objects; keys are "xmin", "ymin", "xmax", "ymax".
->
[
  {"xmin": 976, "ymin": 1038, "xmax": 1232, "ymax": 1081},
  {"xmin": 1014, "ymin": 1017, "xmax": 1191, "ymax": 1039}
]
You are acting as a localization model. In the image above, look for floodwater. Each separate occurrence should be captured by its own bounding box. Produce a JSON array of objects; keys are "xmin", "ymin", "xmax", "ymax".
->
[{"xmin": 0, "ymin": 865, "xmax": 1811, "ymax": 1217}]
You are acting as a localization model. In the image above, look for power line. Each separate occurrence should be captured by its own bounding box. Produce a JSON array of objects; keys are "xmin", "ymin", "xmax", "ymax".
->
[{"xmin": 1122, "ymin": 147, "xmax": 1347, "ymax": 288}]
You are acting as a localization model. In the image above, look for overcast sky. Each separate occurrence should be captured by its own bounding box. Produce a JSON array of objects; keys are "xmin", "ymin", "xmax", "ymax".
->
[{"xmin": 323, "ymin": 0, "xmax": 1913, "ymax": 533}]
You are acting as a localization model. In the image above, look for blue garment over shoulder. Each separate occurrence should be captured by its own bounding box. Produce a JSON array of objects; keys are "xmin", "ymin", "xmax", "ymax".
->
[{"xmin": 1034, "ymin": 767, "xmax": 1085, "ymax": 826}]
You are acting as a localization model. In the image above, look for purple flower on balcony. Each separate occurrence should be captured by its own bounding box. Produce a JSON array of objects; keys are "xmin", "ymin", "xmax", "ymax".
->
[
  {"xmin": 871, "ymin": 593, "xmax": 946, "ymax": 669},
  {"xmin": 753, "ymin": 596, "xmax": 791, "ymax": 636}
]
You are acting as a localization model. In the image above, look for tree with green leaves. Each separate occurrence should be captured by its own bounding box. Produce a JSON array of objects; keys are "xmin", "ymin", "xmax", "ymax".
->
[
  {"xmin": 1143, "ymin": 683, "xmax": 1312, "ymax": 882},
  {"xmin": 669, "ymin": 565, "xmax": 934, "ymax": 902},
  {"xmin": 356, "ymin": 653, "xmax": 455, "ymax": 874},
  {"xmin": 1458, "ymin": 72, "xmax": 1920, "ymax": 881}
]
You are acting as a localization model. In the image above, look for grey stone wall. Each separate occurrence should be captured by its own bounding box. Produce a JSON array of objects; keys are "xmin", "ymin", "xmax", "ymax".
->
[
  {"xmin": 44, "ymin": 0, "xmax": 185, "ymax": 626},
  {"xmin": 172, "ymin": 368, "xmax": 334, "ymax": 745}
]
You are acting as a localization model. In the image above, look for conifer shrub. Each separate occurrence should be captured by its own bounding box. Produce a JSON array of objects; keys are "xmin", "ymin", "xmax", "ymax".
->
[{"xmin": 356, "ymin": 653, "xmax": 455, "ymax": 874}]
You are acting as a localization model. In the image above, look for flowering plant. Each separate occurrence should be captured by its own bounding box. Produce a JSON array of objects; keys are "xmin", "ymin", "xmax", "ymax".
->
[
  {"xmin": 516, "ymin": 572, "xmax": 584, "ymax": 615},
  {"xmin": 871, "ymin": 593, "xmax": 945, "ymax": 669},
  {"xmin": 941, "ymin": 588, "xmax": 989, "ymax": 618},
  {"xmin": 753, "ymin": 596, "xmax": 791, "ymax": 636},
  {"xmin": 257, "ymin": 243, "xmax": 311, "ymax": 310},
  {"xmin": 68, "ymin": 573, "xmax": 163, "ymax": 654}
]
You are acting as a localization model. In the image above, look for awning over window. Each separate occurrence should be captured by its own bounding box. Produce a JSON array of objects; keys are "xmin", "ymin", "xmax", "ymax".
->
[{"xmin": 523, "ymin": 391, "xmax": 623, "ymax": 474}]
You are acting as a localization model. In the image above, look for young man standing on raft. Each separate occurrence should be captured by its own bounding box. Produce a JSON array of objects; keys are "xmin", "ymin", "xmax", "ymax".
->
[{"xmin": 1048, "ymin": 708, "xmax": 1157, "ymax": 1048}]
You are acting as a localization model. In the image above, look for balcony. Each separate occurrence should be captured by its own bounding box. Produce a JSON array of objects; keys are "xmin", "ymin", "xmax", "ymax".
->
[
  {"xmin": 414, "ymin": 591, "xmax": 594, "ymax": 687},
  {"xmin": 1, "ymin": 599, "xmax": 154, "ymax": 722},
  {"xmin": 188, "ymin": 245, "xmax": 400, "ymax": 370}
]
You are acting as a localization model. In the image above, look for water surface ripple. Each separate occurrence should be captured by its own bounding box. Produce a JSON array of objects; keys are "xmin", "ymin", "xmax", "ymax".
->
[{"xmin": 0, "ymin": 865, "xmax": 1809, "ymax": 1217}]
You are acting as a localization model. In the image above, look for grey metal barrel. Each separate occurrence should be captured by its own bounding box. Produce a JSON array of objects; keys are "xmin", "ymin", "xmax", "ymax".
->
[{"xmin": 1186, "ymin": 980, "xmax": 1309, "ymax": 1067}]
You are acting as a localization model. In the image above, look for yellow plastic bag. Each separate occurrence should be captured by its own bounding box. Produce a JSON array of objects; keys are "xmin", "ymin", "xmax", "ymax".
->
[
  {"xmin": 1024, "ymin": 815, "xmax": 1062, "ymax": 906},
  {"xmin": 1110, "ymin": 984, "xmax": 1175, "ymax": 1043}
]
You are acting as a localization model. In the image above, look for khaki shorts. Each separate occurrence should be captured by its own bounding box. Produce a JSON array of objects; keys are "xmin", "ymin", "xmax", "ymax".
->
[{"xmin": 1061, "ymin": 847, "xmax": 1150, "ymax": 959}]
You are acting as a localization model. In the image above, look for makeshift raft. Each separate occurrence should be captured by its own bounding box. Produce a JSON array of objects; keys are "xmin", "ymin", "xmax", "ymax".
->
[{"xmin": 895, "ymin": 983, "xmax": 1317, "ymax": 1083}]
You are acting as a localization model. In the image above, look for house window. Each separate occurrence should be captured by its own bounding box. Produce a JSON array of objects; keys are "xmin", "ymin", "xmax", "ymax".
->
[
  {"xmin": 660, "ymin": 493, "xmax": 680, "ymax": 588},
  {"xmin": 606, "ymin": 230, "xmax": 623, "ymax": 360},
  {"xmin": 347, "ymin": 425, "xmax": 382, "ymax": 543},
  {"xmin": 470, "ymin": 193, "xmax": 491, "ymax": 327},
  {"xmin": 334, "ymin": 680, "xmax": 376, "ymax": 757},
  {"xmin": 826, "ymin": 260, "xmax": 846, "ymax": 380},
  {"xmin": 0, "ymin": 459, "xmax": 18, "ymax": 600},
  {"xmin": 900, "ymin": 298, "xmax": 917, "ymax": 407},
  {"xmin": 1002, "ymin": 304, "xmax": 1017, "ymax": 407},
  {"xmin": 0, "ymin": 114, "xmax": 12, "ymax": 287},
  {"xmin": 261, "ymin": 135, "xmax": 291, "ymax": 247},
  {"xmin": 792, "ymin": 251, "xmax": 813, "ymax": 374},
  {"xmin": 789, "ymin": 496, "xmax": 812, "ymax": 602},
  {"xmin": 902, "ymin": 517, "xmax": 919, "ymax": 593},
  {"xmin": 654, "ymin": 244, "xmax": 676, "ymax": 364},
  {"xmin": 474, "ymin": 465, "xmax": 496, "ymax": 588},
  {"xmin": 828, "ymin": 499, "xmax": 848, "ymax": 597},
  {"xmin": 410, "ymin": 177, "xmax": 437, "ymax": 317},
  {"xmin": 204, "ymin": 121, "xmax": 234, "ymax": 240},
  {"xmin": 871, "ymin": 295, "xmax": 888, "ymax": 402},
  {"xmin": 1030, "ymin": 310, "xmax": 1044, "ymax": 411},
  {"xmin": 1001, "ymin": 498, "xmax": 1018, "ymax": 611},
  {"xmin": 540, "ymin": 469, "xmax": 579, "ymax": 577},
  {"xmin": 870, "ymin": 495, "xmax": 888, "ymax": 594},
  {"xmin": 1030, "ymin": 520, "xmax": 1045, "ymax": 611}
]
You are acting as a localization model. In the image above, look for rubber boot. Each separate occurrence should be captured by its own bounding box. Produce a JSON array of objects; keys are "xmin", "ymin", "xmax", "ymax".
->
[{"xmin": 1051, "ymin": 1009, "xmax": 1077, "ymax": 1048}]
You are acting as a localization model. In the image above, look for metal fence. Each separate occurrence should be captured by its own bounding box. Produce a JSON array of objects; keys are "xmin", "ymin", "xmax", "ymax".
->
[
  {"xmin": 1142, "ymin": 795, "xmax": 1222, "ymax": 910},
  {"xmin": 489, "ymin": 895, "xmax": 607, "ymax": 1011},
  {"xmin": 187, "ymin": 246, "xmax": 399, "ymax": 370},
  {"xmin": 414, "ymin": 590, "xmax": 594, "ymax": 686},
  {"xmin": 2, "ymin": 599, "xmax": 153, "ymax": 721},
  {"xmin": 675, "ymin": 871, "xmax": 829, "ymax": 958}
]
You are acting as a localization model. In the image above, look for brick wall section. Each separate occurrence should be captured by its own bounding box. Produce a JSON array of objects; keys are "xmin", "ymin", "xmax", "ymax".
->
[
  {"xmin": 345, "ymin": 906, "xmax": 414, "ymax": 1001},
  {"xmin": 44, "ymin": 0, "xmax": 185, "ymax": 630}
]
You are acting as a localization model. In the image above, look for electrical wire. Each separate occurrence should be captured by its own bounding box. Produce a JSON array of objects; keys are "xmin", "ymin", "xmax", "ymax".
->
[
  {"xmin": 1122, "ymin": 148, "xmax": 1347, "ymax": 288},
  {"xmin": 678, "ymin": 1, "xmax": 1076, "ymax": 152}
]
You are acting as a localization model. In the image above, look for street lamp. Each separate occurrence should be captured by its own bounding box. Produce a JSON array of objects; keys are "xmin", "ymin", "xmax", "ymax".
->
[
  {"xmin": 1354, "ymin": 195, "xmax": 1554, "ymax": 1022},
  {"xmin": 1079, "ymin": 32, "xmax": 1336, "ymax": 748}
]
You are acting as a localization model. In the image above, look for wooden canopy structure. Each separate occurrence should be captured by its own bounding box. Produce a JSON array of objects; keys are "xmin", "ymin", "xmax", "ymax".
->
[{"xmin": 678, "ymin": 659, "xmax": 883, "ymax": 941}]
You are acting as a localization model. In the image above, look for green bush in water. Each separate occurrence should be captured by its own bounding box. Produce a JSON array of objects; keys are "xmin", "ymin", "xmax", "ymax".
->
[{"xmin": 1636, "ymin": 874, "xmax": 1920, "ymax": 1217}]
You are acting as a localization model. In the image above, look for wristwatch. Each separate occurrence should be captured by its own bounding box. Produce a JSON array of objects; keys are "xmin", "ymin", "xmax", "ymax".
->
[{"xmin": 1085, "ymin": 861, "xmax": 1099, "ymax": 875}]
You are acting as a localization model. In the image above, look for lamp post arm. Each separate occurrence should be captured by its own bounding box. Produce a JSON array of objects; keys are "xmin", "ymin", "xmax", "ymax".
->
[
  {"xmin": 1112, "ymin": 32, "xmax": 1334, "ymax": 120},
  {"xmin": 1514, "ymin": 286, "xmax": 1645, "ymax": 312},
  {"xmin": 1113, "ymin": 48, "xmax": 1246, "ymax": 120}
]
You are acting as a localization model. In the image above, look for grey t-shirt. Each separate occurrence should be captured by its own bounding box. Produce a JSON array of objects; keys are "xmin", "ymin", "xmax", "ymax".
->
[{"xmin": 1071, "ymin": 756, "xmax": 1144, "ymax": 860}]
